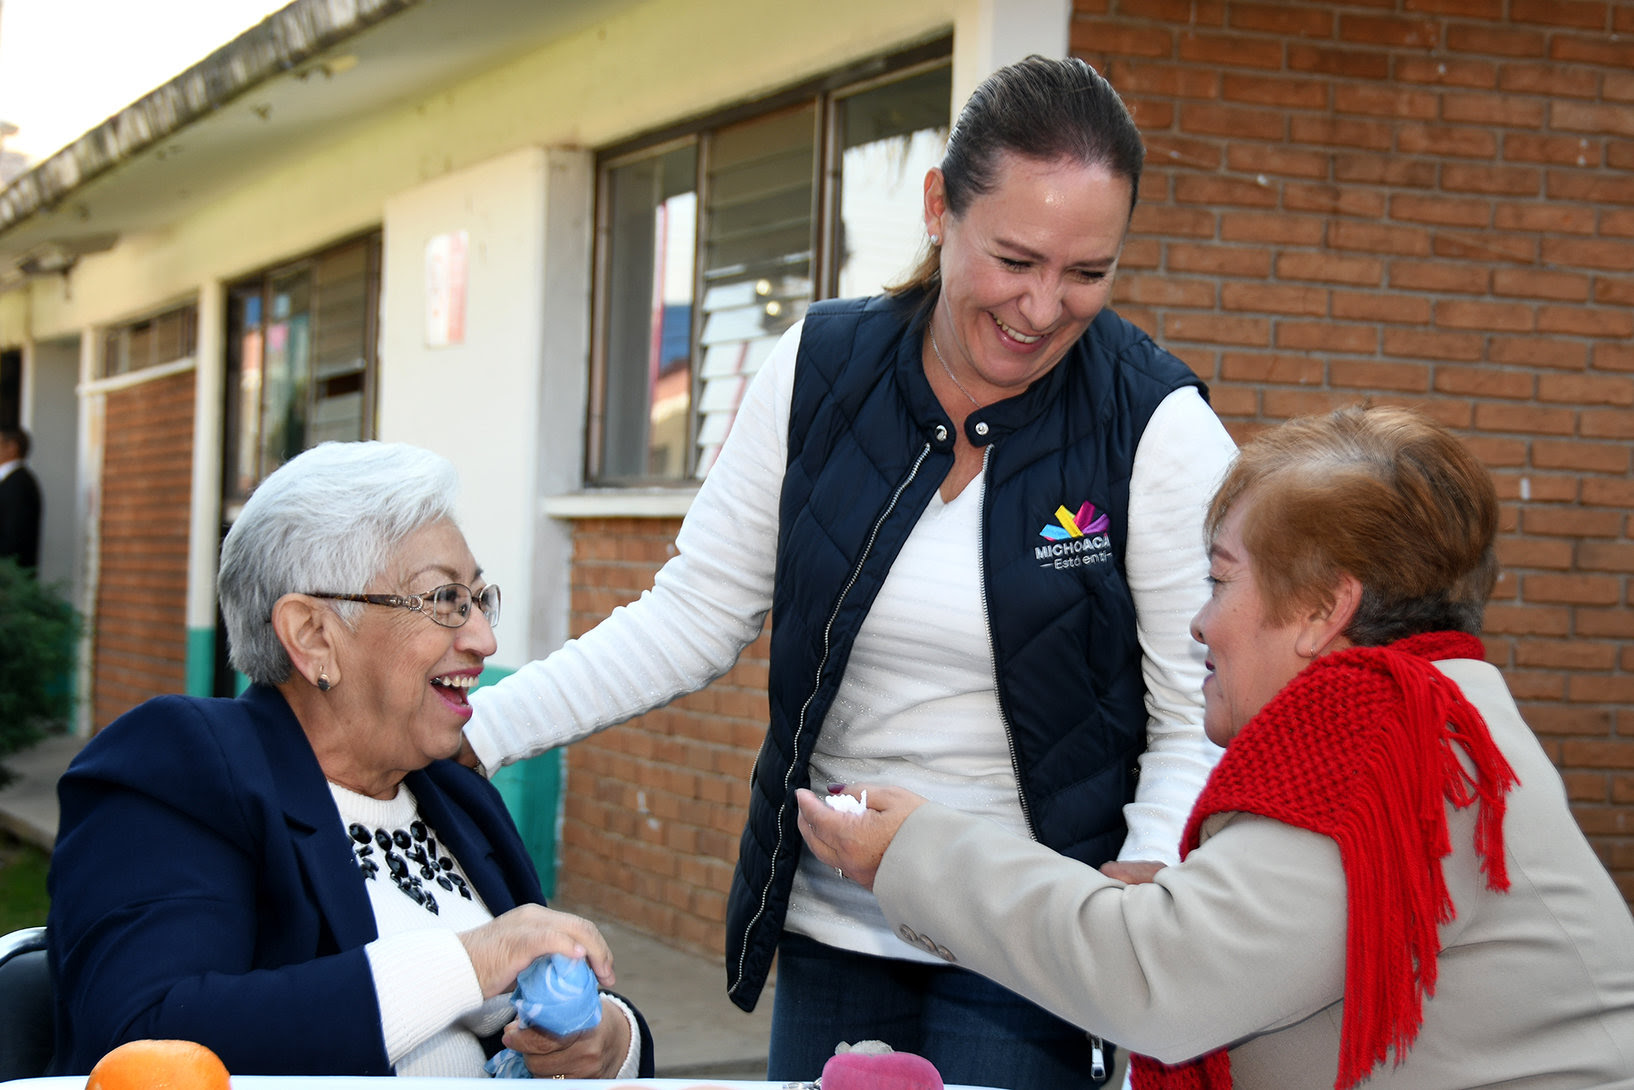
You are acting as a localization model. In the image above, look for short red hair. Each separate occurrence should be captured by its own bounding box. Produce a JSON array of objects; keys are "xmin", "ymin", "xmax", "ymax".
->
[{"xmin": 1206, "ymin": 405, "xmax": 1498, "ymax": 646}]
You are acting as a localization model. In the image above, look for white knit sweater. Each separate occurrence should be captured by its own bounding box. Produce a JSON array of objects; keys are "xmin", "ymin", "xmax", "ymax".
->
[{"xmin": 468, "ymin": 317, "xmax": 1237, "ymax": 958}]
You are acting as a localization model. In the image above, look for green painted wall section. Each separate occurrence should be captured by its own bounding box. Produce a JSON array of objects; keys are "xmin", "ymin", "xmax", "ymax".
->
[
  {"xmin": 477, "ymin": 664, "xmax": 562, "ymax": 898},
  {"xmin": 186, "ymin": 627, "xmax": 216, "ymax": 697}
]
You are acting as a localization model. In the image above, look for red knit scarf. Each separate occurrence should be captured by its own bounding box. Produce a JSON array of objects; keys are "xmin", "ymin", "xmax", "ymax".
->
[{"xmin": 1130, "ymin": 632, "xmax": 1518, "ymax": 1090}]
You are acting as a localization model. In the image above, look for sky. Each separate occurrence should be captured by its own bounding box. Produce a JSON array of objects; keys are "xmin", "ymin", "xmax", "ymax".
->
[{"xmin": 0, "ymin": 0, "xmax": 288, "ymax": 162}]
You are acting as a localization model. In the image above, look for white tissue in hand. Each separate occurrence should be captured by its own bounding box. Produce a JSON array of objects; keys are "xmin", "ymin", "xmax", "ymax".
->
[{"xmin": 824, "ymin": 790, "xmax": 867, "ymax": 814}]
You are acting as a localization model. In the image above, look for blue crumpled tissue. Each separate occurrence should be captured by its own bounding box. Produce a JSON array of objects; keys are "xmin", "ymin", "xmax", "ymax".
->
[{"xmin": 483, "ymin": 953, "xmax": 603, "ymax": 1078}]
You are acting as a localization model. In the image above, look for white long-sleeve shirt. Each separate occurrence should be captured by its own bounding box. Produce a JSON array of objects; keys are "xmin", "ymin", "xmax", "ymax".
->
[{"xmin": 468, "ymin": 317, "xmax": 1236, "ymax": 954}]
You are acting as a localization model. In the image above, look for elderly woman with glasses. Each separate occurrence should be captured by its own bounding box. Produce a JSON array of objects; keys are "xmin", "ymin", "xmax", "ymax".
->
[{"xmin": 47, "ymin": 442, "xmax": 654, "ymax": 1079}]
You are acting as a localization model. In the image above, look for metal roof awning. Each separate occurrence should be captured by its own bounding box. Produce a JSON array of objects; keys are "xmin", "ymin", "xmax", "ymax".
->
[{"xmin": 0, "ymin": 0, "xmax": 628, "ymax": 285}]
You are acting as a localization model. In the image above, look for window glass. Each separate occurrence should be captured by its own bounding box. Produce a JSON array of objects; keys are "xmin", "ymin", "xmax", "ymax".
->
[
  {"xmin": 833, "ymin": 68, "xmax": 952, "ymax": 298},
  {"xmin": 591, "ymin": 52, "xmax": 950, "ymax": 484},
  {"xmin": 309, "ymin": 241, "xmax": 374, "ymax": 445},
  {"xmin": 225, "ymin": 287, "xmax": 263, "ymax": 502},
  {"xmin": 222, "ymin": 233, "xmax": 381, "ymax": 504},
  {"xmin": 696, "ymin": 104, "xmax": 815, "ymax": 477},
  {"xmin": 259, "ymin": 270, "xmax": 313, "ymax": 478},
  {"xmin": 600, "ymin": 143, "xmax": 698, "ymax": 480},
  {"xmin": 99, "ymin": 305, "xmax": 199, "ymax": 379}
]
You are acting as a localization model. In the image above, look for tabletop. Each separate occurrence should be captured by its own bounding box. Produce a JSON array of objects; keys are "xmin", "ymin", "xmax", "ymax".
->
[
  {"xmin": 1, "ymin": 1079, "xmax": 1007, "ymax": 1089},
  {"xmin": 4, "ymin": 1080, "xmax": 771, "ymax": 1089}
]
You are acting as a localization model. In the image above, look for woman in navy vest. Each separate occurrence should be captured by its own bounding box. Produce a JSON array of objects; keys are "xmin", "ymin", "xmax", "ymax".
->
[{"xmin": 467, "ymin": 56, "xmax": 1236, "ymax": 1088}]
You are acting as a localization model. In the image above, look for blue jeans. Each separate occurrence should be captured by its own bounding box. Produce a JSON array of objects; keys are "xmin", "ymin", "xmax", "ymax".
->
[{"xmin": 767, "ymin": 932, "xmax": 1110, "ymax": 1089}]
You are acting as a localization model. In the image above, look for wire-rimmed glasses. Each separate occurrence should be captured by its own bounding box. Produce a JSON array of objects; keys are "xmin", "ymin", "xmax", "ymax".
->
[{"xmin": 306, "ymin": 583, "xmax": 501, "ymax": 629}]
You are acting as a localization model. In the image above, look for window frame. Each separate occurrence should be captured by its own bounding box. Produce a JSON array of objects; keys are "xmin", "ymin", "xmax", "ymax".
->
[
  {"xmin": 100, "ymin": 304, "xmax": 199, "ymax": 379},
  {"xmin": 586, "ymin": 37, "xmax": 952, "ymax": 486},
  {"xmin": 219, "ymin": 229, "xmax": 383, "ymax": 509}
]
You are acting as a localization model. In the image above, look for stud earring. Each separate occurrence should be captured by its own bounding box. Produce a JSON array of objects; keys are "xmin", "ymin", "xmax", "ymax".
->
[
  {"xmin": 929, "ymin": 233, "xmax": 941, "ymax": 246},
  {"xmin": 317, "ymin": 672, "xmax": 332, "ymax": 692}
]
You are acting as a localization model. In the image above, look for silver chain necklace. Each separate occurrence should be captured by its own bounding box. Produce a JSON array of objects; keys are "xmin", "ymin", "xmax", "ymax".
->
[{"xmin": 928, "ymin": 325, "xmax": 982, "ymax": 409}]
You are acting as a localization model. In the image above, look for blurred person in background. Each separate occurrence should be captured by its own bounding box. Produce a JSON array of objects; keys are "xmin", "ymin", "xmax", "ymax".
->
[{"xmin": 0, "ymin": 425, "xmax": 41, "ymax": 570}]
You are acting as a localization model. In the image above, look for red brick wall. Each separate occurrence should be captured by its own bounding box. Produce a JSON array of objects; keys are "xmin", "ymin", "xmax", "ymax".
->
[
  {"xmin": 1072, "ymin": 0, "xmax": 1633, "ymax": 900},
  {"xmin": 555, "ymin": 517, "xmax": 768, "ymax": 958},
  {"xmin": 559, "ymin": 3, "xmax": 1633, "ymax": 955},
  {"xmin": 92, "ymin": 372, "xmax": 194, "ymax": 731}
]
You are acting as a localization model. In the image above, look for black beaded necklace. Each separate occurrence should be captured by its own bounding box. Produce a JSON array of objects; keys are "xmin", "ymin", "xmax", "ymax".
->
[{"xmin": 346, "ymin": 819, "xmax": 473, "ymax": 915}]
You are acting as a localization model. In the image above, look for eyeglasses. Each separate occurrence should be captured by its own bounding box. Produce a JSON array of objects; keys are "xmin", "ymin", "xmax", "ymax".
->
[{"xmin": 306, "ymin": 583, "xmax": 501, "ymax": 629}]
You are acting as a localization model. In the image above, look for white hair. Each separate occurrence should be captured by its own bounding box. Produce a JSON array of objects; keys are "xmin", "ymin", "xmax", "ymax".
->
[{"xmin": 218, "ymin": 441, "xmax": 461, "ymax": 685}]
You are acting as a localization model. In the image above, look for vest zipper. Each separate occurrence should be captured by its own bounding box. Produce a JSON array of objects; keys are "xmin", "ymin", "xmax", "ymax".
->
[
  {"xmin": 976, "ymin": 443, "xmax": 1038, "ymax": 840},
  {"xmin": 730, "ymin": 439, "xmax": 938, "ymax": 999}
]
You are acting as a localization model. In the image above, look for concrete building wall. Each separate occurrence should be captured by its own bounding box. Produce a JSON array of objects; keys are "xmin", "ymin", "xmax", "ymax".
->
[
  {"xmin": 4, "ymin": 0, "xmax": 975, "ymax": 345},
  {"xmin": 0, "ymin": 0, "xmax": 1013, "ymax": 705},
  {"xmin": 0, "ymin": 0, "xmax": 1006, "ymax": 706},
  {"xmin": 382, "ymin": 146, "xmax": 557, "ymax": 665}
]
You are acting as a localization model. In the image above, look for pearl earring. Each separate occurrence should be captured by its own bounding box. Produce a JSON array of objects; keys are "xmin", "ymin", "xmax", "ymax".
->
[
  {"xmin": 930, "ymin": 234, "xmax": 941, "ymax": 246},
  {"xmin": 317, "ymin": 672, "xmax": 332, "ymax": 692}
]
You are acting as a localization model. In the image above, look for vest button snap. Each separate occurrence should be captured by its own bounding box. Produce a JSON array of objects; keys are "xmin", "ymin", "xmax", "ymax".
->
[
  {"xmin": 974, "ymin": 421, "xmax": 990, "ymax": 437},
  {"xmin": 934, "ymin": 425, "xmax": 948, "ymax": 441}
]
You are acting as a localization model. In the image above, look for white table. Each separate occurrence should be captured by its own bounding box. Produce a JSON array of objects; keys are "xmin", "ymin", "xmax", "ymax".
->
[
  {"xmin": 7, "ymin": 1081, "xmax": 776, "ymax": 1089},
  {"xmin": 2, "ymin": 1078, "xmax": 1006, "ymax": 1089}
]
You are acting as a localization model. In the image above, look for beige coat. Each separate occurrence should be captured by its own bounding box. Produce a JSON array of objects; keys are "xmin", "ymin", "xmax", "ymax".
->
[{"xmin": 874, "ymin": 659, "xmax": 1634, "ymax": 1089}]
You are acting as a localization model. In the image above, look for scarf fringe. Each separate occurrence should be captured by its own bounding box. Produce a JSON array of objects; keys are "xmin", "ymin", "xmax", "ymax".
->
[{"xmin": 1132, "ymin": 632, "xmax": 1517, "ymax": 1090}]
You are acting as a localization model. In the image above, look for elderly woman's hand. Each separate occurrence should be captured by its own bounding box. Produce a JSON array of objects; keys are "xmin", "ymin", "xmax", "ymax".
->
[
  {"xmin": 459, "ymin": 905, "xmax": 614, "ymax": 999},
  {"xmin": 1099, "ymin": 860, "xmax": 1167, "ymax": 884},
  {"xmin": 795, "ymin": 785, "xmax": 927, "ymax": 891},
  {"xmin": 501, "ymin": 996, "xmax": 633, "ymax": 1079}
]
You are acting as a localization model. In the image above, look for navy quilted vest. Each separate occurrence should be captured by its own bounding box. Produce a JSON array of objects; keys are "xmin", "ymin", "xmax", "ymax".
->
[{"xmin": 724, "ymin": 293, "xmax": 1204, "ymax": 1010}]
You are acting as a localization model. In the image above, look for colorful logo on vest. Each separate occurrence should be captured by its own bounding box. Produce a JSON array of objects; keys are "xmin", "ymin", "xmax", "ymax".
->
[{"xmin": 1036, "ymin": 501, "xmax": 1114, "ymax": 570}]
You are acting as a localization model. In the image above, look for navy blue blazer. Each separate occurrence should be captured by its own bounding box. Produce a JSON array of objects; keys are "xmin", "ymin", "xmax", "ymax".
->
[
  {"xmin": 48, "ymin": 684, "xmax": 652, "ymax": 1076},
  {"xmin": 0, "ymin": 462, "xmax": 41, "ymax": 569}
]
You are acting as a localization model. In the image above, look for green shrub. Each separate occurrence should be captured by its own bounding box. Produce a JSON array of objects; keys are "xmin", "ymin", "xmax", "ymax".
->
[
  {"xmin": 0, "ymin": 832, "xmax": 50, "ymax": 932},
  {"xmin": 0, "ymin": 556, "xmax": 80, "ymax": 786}
]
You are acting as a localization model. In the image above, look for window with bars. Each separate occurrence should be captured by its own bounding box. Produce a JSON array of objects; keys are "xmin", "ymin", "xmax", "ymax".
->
[
  {"xmin": 100, "ymin": 305, "xmax": 198, "ymax": 378},
  {"xmin": 221, "ymin": 232, "xmax": 381, "ymax": 505},
  {"xmin": 589, "ymin": 44, "xmax": 951, "ymax": 483}
]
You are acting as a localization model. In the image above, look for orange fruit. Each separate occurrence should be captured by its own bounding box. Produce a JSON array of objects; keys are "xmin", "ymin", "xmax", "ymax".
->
[{"xmin": 85, "ymin": 1039, "xmax": 231, "ymax": 1090}]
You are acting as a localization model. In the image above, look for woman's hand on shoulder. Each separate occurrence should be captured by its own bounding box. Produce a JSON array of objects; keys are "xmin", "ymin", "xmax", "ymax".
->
[
  {"xmin": 452, "ymin": 734, "xmax": 482, "ymax": 771},
  {"xmin": 501, "ymin": 995, "xmax": 633, "ymax": 1079},
  {"xmin": 458, "ymin": 905, "xmax": 614, "ymax": 998}
]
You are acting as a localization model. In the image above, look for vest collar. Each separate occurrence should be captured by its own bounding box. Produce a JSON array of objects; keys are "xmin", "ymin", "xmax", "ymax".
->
[{"xmin": 892, "ymin": 305, "xmax": 1089, "ymax": 449}]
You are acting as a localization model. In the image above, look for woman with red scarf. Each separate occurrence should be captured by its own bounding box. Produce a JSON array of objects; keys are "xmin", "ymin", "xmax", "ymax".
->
[{"xmin": 797, "ymin": 405, "xmax": 1634, "ymax": 1090}]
